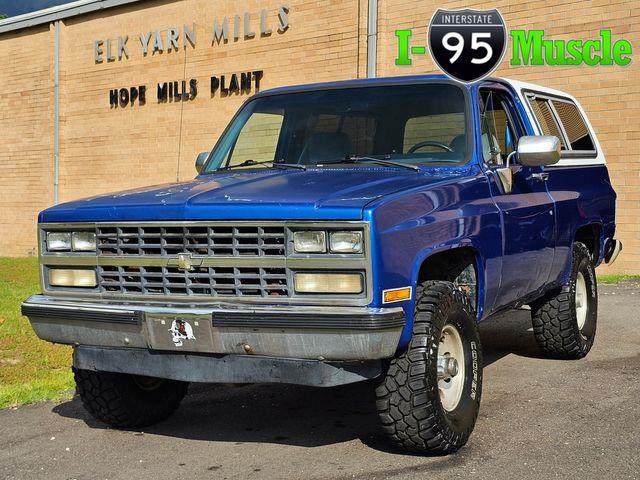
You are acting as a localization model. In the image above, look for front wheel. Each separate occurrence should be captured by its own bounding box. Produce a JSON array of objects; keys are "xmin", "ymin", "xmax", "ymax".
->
[
  {"xmin": 375, "ymin": 281, "xmax": 482, "ymax": 454},
  {"xmin": 73, "ymin": 368, "xmax": 188, "ymax": 428}
]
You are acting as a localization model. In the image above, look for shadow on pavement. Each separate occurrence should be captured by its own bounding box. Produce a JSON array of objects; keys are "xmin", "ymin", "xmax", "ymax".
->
[
  {"xmin": 480, "ymin": 308, "xmax": 544, "ymax": 366},
  {"xmin": 52, "ymin": 309, "xmax": 542, "ymax": 452}
]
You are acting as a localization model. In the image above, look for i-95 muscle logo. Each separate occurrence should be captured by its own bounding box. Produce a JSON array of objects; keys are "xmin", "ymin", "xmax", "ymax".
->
[
  {"xmin": 395, "ymin": 8, "xmax": 632, "ymax": 82},
  {"xmin": 395, "ymin": 8, "xmax": 507, "ymax": 83}
]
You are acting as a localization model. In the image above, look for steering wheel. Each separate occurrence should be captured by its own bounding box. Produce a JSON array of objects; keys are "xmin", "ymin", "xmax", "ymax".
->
[{"xmin": 407, "ymin": 140, "xmax": 453, "ymax": 154}]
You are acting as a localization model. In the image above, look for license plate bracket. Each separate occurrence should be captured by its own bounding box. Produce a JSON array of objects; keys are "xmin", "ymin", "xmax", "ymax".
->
[{"xmin": 145, "ymin": 313, "xmax": 215, "ymax": 352}]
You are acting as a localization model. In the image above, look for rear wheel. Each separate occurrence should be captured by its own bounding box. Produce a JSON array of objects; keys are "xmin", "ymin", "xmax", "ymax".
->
[
  {"xmin": 531, "ymin": 242, "xmax": 598, "ymax": 359},
  {"xmin": 73, "ymin": 368, "xmax": 188, "ymax": 428},
  {"xmin": 375, "ymin": 281, "xmax": 482, "ymax": 454}
]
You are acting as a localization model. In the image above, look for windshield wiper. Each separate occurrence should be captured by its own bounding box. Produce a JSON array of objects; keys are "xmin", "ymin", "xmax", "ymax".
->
[
  {"xmin": 317, "ymin": 155, "xmax": 420, "ymax": 172},
  {"xmin": 218, "ymin": 159, "xmax": 306, "ymax": 171}
]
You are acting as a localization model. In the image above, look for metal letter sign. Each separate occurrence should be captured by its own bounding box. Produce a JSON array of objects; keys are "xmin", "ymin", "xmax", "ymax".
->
[{"xmin": 428, "ymin": 9, "xmax": 507, "ymax": 83}]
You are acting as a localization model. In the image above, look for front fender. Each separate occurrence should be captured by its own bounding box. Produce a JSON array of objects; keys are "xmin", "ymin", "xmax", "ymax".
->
[
  {"xmin": 365, "ymin": 168, "xmax": 503, "ymax": 349},
  {"xmin": 409, "ymin": 241, "xmax": 484, "ymax": 311}
]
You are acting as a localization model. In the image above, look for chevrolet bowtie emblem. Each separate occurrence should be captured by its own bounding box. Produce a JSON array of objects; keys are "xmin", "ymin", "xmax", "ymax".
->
[{"xmin": 168, "ymin": 253, "xmax": 203, "ymax": 271}]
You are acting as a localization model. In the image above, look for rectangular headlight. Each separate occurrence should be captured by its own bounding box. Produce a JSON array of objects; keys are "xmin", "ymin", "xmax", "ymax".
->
[
  {"xmin": 72, "ymin": 231, "xmax": 97, "ymax": 251},
  {"xmin": 330, "ymin": 231, "xmax": 363, "ymax": 253},
  {"xmin": 293, "ymin": 231, "xmax": 326, "ymax": 253},
  {"xmin": 49, "ymin": 268, "xmax": 97, "ymax": 287},
  {"xmin": 47, "ymin": 232, "xmax": 71, "ymax": 251},
  {"xmin": 294, "ymin": 273, "xmax": 363, "ymax": 294}
]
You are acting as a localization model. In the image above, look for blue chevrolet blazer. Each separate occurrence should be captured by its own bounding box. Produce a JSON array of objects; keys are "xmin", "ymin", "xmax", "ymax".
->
[{"xmin": 22, "ymin": 75, "xmax": 621, "ymax": 453}]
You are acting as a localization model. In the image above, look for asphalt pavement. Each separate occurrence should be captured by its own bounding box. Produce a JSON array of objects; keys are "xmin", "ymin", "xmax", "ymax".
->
[{"xmin": 1, "ymin": 281, "xmax": 639, "ymax": 480}]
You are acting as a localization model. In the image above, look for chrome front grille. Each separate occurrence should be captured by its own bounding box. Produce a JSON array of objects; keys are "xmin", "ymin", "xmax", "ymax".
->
[
  {"xmin": 40, "ymin": 221, "xmax": 372, "ymax": 305},
  {"xmin": 98, "ymin": 265, "xmax": 290, "ymax": 298},
  {"xmin": 97, "ymin": 225, "xmax": 286, "ymax": 257},
  {"xmin": 94, "ymin": 223, "xmax": 290, "ymax": 298}
]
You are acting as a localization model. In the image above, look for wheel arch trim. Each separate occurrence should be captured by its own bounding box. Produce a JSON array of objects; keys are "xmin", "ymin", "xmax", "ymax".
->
[{"xmin": 395, "ymin": 242, "xmax": 486, "ymax": 350}]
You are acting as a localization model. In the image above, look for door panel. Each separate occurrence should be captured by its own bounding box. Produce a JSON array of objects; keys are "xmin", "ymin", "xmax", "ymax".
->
[
  {"xmin": 488, "ymin": 166, "xmax": 555, "ymax": 307},
  {"xmin": 478, "ymin": 86, "xmax": 556, "ymax": 311}
]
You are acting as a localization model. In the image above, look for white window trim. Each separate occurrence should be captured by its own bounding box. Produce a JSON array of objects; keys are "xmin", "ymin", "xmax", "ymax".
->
[{"xmin": 504, "ymin": 79, "xmax": 606, "ymax": 167}]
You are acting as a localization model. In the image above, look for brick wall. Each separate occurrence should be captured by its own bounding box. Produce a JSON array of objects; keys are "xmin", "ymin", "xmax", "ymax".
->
[
  {"xmin": 0, "ymin": 25, "xmax": 53, "ymax": 256},
  {"xmin": 0, "ymin": 0, "xmax": 638, "ymax": 274}
]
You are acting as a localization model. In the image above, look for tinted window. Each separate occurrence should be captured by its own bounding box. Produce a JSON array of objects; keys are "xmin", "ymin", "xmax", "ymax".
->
[
  {"xmin": 204, "ymin": 83, "xmax": 469, "ymax": 172},
  {"xmin": 479, "ymin": 90, "xmax": 520, "ymax": 166},
  {"xmin": 305, "ymin": 113, "xmax": 376, "ymax": 156},
  {"xmin": 551, "ymin": 100, "xmax": 596, "ymax": 151},
  {"xmin": 229, "ymin": 112, "xmax": 284, "ymax": 166},
  {"xmin": 528, "ymin": 98, "xmax": 567, "ymax": 150},
  {"xmin": 403, "ymin": 112, "xmax": 466, "ymax": 156}
]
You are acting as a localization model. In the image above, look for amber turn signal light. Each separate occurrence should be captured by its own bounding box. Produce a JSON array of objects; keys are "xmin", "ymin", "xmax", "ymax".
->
[{"xmin": 383, "ymin": 287, "xmax": 412, "ymax": 303}]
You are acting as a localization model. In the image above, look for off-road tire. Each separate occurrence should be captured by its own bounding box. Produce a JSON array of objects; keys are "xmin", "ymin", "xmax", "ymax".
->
[
  {"xmin": 73, "ymin": 368, "xmax": 188, "ymax": 428},
  {"xmin": 422, "ymin": 252, "xmax": 477, "ymax": 312},
  {"xmin": 531, "ymin": 242, "xmax": 598, "ymax": 359},
  {"xmin": 375, "ymin": 281, "xmax": 483, "ymax": 454}
]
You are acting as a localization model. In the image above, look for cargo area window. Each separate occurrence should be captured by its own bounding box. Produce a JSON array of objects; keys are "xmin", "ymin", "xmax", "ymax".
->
[
  {"xmin": 525, "ymin": 93, "xmax": 596, "ymax": 157},
  {"xmin": 528, "ymin": 98, "xmax": 567, "ymax": 149},
  {"xmin": 551, "ymin": 100, "xmax": 596, "ymax": 151}
]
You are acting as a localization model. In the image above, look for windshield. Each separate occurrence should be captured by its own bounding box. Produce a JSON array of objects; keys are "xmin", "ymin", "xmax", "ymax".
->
[{"xmin": 203, "ymin": 83, "xmax": 468, "ymax": 172}]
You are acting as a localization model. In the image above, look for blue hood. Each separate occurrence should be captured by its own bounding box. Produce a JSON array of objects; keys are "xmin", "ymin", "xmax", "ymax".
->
[{"xmin": 39, "ymin": 167, "xmax": 461, "ymax": 223}]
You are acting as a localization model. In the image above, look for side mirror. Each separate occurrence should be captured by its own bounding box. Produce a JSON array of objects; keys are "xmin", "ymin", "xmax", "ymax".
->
[
  {"xmin": 195, "ymin": 151, "xmax": 209, "ymax": 174},
  {"xmin": 517, "ymin": 135, "xmax": 561, "ymax": 167}
]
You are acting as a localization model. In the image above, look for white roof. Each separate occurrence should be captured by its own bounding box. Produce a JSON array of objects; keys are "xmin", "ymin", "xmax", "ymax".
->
[
  {"xmin": 500, "ymin": 77, "xmax": 580, "ymax": 103},
  {"xmin": 501, "ymin": 78, "xmax": 605, "ymax": 166}
]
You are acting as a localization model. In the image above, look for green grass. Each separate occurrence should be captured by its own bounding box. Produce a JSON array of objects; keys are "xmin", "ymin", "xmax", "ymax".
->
[
  {"xmin": 0, "ymin": 258, "xmax": 73, "ymax": 408},
  {"xmin": 597, "ymin": 274, "xmax": 640, "ymax": 284}
]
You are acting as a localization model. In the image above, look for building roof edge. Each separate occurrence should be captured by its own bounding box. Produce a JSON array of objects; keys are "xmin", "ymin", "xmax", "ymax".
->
[{"xmin": 0, "ymin": 0, "xmax": 141, "ymax": 34}]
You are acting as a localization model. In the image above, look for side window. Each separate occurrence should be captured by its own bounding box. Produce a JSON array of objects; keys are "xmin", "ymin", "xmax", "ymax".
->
[
  {"xmin": 228, "ymin": 112, "xmax": 284, "ymax": 166},
  {"xmin": 403, "ymin": 112, "xmax": 466, "ymax": 155},
  {"xmin": 550, "ymin": 100, "xmax": 596, "ymax": 151},
  {"xmin": 526, "ymin": 94, "xmax": 597, "ymax": 155},
  {"xmin": 479, "ymin": 91, "xmax": 520, "ymax": 166},
  {"xmin": 528, "ymin": 98, "xmax": 567, "ymax": 149}
]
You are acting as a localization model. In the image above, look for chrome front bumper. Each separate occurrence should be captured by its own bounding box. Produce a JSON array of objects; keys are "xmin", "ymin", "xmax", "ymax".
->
[{"xmin": 21, "ymin": 294, "xmax": 405, "ymax": 361}]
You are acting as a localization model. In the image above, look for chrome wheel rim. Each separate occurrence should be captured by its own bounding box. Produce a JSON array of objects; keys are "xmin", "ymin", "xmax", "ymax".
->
[
  {"xmin": 438, "ymin": 324, "xmax": 465, "ymax": 412},
  {"xmin": 575, "ymin": 272, "xmax": 588, "ymax": 330}
]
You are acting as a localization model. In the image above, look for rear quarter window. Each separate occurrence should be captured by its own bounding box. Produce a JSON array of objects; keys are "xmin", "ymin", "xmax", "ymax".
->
[
  {"xmin": 551, "ymin": 100, "xmax": 596, "ymax": 151},
  {"xmin": 525, "ymin": 93, "xmax": 596, "ymax": 157},
  {"xmin": 528, "ymin": 98, "xmax": 567, "ymax": 149}
]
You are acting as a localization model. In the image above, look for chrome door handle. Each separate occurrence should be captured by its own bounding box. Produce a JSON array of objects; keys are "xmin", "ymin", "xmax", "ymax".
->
[{"xmin": 530, "ymin": 172, "xmax": 549, "ymax": 182}]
